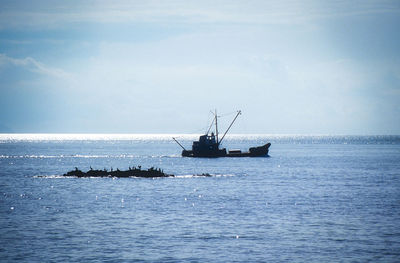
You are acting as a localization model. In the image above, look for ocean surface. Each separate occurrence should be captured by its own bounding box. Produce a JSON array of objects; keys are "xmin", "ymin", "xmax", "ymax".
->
[{"xmin": 1, "ymin": 134, "xmax": 399, "ymax": 262}]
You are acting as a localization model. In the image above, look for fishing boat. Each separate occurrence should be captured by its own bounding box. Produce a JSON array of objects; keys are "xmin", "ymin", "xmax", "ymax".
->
[{"xmin": 173, "ymin": 110, "xmax": 271, "ymax": 158}]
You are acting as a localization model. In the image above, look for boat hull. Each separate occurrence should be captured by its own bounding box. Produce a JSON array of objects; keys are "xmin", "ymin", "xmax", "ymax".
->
[{"xmin": 182, "ymin": 143, "xmax": 271, "ymax": 158}]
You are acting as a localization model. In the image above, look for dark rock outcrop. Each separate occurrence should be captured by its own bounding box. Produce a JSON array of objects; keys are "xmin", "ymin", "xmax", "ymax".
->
[{"xmin": 63, "ymin": 167, "xmax": 173, "ymax": 178}]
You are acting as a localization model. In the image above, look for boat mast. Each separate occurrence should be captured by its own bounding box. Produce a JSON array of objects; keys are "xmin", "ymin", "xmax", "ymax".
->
[
  {"xmin": 218, "ymin": 110, "xmax": 241, "ymax": 145},
  {"xmin": 215, "ymin": 109, "xmax": 219, "ymax": 144}
]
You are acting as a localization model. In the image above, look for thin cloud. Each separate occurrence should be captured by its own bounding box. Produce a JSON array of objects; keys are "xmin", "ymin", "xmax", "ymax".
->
[
  {"xmin": 0, "ymin": 53, "xmax": 72, "ymax": 79},
  {"xmin": 0, "ymin": 0, "xmax": 399, "ymax": 29}
]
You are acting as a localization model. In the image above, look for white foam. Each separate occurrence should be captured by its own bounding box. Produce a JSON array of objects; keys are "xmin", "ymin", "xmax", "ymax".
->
[
  {"xmin": 174, "ymin": 174, "xmax": 235, "ymax": 178},
  {"xmin": 34, "ymin": 175, "xmax": 66, "ymax": 178}
]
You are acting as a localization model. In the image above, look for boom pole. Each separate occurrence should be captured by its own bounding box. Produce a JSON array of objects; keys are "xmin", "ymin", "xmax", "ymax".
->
[
  {"xmin": 218, "ymin": 110, "xmax": 241, "ymax": 145},
  {"xmin": 172, "ymin": 137, "xmax": 187, "ymax": 151}
]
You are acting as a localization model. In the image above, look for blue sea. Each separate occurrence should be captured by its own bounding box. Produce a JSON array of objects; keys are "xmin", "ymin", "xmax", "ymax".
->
[{"xmin": 1, "ymin": 134, "xmax": 400, "ymax": 262}]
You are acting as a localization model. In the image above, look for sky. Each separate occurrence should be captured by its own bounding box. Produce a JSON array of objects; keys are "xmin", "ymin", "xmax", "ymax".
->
[{"xmin": 0, "ymin": 0, "xmax": 399, "ymax": 134}]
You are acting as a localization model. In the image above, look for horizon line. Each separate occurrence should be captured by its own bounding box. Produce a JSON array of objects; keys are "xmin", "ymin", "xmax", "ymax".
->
[{"xmin": 1, "ymin": 133, "xmax": 399, "ymax": 140}]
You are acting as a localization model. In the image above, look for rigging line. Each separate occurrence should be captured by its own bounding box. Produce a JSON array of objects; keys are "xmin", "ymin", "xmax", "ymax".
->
[
  {"xmin": 206, "ymin": 116, "xmax": 215, "ymax": 135},
  {"xmin": 173, "ymin": 125, "xmax": 208, "ymax": 139},
  {"xmin": 177, "ymin": 110, "xmax": 237, "ymax": 137},
  {"xmin": 219, "ymin": 110, "xmax": 242, "ymax": 145},
  {"xmin": 186, "ymin": 121, "xmax": 212, "ymax": 135},
  {"xmin": 219, "ymin": 111, "xmax": 238, "ymax": 118},
  {"xmin": 205, "ymin": 110, "xmax": 218, "ymax": 134},
  {"xmin": 172, "ymin": 123, "xmax": 207, "ymax": 140}
]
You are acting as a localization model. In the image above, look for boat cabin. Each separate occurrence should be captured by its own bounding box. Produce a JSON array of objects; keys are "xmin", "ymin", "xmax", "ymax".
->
[{"xmin": 191, "ymin": 133, "xmax": 224, "ymax": 156}]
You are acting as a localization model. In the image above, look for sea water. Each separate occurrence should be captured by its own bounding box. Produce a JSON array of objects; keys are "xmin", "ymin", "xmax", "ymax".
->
[{"xmin": 0, "ymin": 134, "xmax": 399, "ymax": 262}]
